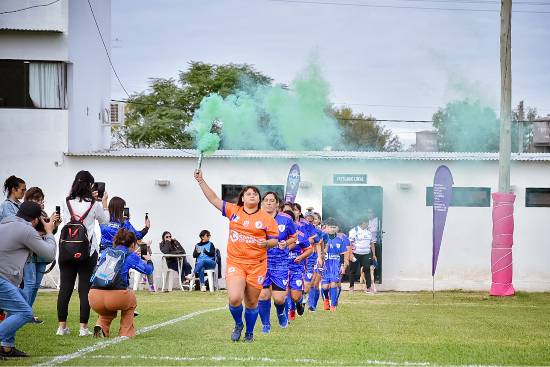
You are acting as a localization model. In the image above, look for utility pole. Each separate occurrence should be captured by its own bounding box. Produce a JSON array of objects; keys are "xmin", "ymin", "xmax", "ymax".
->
[{"xmin": 498, "ymin": 0, "xmax": 512, "ymax": 193}]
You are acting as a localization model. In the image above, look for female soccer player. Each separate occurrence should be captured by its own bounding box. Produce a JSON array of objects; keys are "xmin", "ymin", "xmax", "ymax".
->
[
  {"xmin": 258, "ymin": 192, "xmax": 297, "ymax": 333},
  {"xmin": 287, "ymin": 203, "xmax": 314, "ymax": 320},
  {"xmin": 321, "ymin": 218, "xmax": 350, "ymax": 312},
  {"xmin": 194, "ymin": 170, "xmax": 278, "ymax": 342},
  {"xmin": 306, "ymin": 212, "xmax": 327, "ymax": 311}
]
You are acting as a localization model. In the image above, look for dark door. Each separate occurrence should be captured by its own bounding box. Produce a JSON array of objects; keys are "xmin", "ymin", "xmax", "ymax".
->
[{"xmin": 322, "ymin": 185, "xmax": 383, "ymax": 283}]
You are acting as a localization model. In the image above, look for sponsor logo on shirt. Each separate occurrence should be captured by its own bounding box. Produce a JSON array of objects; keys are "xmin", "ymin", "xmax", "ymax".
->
[
  {"xmin": 229, "ymin": 230, "xmax": 261, "ymax": 245},
  {"xmin": 230, "ymin": 215, "xmax": 240, "ymax": 222},
  {"xmin": 257, "ymin": 276, "xmax": 264, "ymax": 284},
  {"xmin": 243, "ymin": 220, "xmax": 250, "ymax": 227},
  {"xmin": 255, "ymin": 221, "xmax": 263, "ymax": 229}
]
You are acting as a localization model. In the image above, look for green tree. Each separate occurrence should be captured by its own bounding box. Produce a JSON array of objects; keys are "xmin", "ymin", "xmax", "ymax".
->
[
  {"xmin": 331, "ymin": 106, "xmax": 402, "ymax": 151},
  {"xmin": 432, "ymin": 100, "xmax": 501, "ymax": 152},
  {"xmin": 113, "ymin": 62, "xmax": 272, "ymax": 148}
]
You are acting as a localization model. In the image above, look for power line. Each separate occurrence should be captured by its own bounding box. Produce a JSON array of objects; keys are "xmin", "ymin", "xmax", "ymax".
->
[
  {"xmin": 87, "ymin": 0, "xmax": 130, "ymax": 98},
  {"xmin": 368, "ymin": 0, "xmax": 550, "ymax": 5},
  {"xmin": 0, "ymin": 0, "xmax": 61, "ymax": 15},
  {"xmin": 266, "ymin": 0, "xmax": 550, "ymax": 13}
]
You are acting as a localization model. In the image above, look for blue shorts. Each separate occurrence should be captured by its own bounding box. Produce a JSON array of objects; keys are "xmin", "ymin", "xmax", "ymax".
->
[
  {"xmin": 288, "ymin": 268, "xmax": 304, "ymax": 291},
  {"xmin": 305, "ymin": 262, "xmax": 323, "ymax": 282},
  {"xmin": 263, "ymin": 268, "xmax": 289, "ymax": 290},
  {"xmin": 321, "ymin": 260, "xmax": 341, "ymax": 284}
]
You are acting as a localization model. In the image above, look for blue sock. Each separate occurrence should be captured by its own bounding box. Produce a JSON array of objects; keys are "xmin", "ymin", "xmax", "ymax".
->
[
  {"xmin": 322, "ymin": 288, "xmax": 329, "ymax": 300},
  {"xmin": 310, "ymin": 288, "xmax": 318, "ymax": 309},
  {"xmin": 228, "ymin": 304, "xmax": 243, "ymax": 326},
  {"xmin": 337, "ymin": 286, "xmax": 342, "ymax": 303},
  {"xmin": 275, "ymin": 302, "xmax": 285, "ymax": 316},
  {"xmin": 244, "ymin": 307, "xmax": 259, "ymax": 335},
  {"xmin": 288, "ymin": 294, "xmax": 296, "ymax": 310},
  {"xmin": 330, "ymin": 287, "xmax": 338, "ymax": 307},
  {"xmin": 258, "ymin": 300, "xmax": 271, "ymax": 326}
]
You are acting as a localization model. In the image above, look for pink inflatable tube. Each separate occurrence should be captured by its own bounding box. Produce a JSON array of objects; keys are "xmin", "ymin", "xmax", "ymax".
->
[{"xmin": 490, "ymin": 192, "xmax": 515, "ymax": 296}]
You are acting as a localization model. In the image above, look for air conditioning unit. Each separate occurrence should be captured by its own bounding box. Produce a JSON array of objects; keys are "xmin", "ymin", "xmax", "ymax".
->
[{"xmin": 109, "ymin": 102, "xmax": 125, "ymax": 125}]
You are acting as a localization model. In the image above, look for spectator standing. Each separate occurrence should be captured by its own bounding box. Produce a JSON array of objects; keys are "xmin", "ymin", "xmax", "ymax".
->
[
  {"xmin": 56, "ymin": 171, "xmax": 109, "ymax": 337},
  {"xmin": 367, "ymin": 208, "xmax": 380, "ymax": 292},
  {"xmin": 193, "ymin": 230, "xmax": 216, "ymax": 292},
  {"xmin": 99, "ymin": 196, "xmax": 150, "ymax": 251},
  {"xmin": 0, "ymin": 176, "xmax": 26, "ymax": 221},
  {"xmin": 0, "ymin": 202, "xmax": 56, "ymax": 358},
  {"xmin": 22, "ymin": 187, "xmax": 60, "ymax": 324},
  {"xmin": 348, "ymin": 218, "xmax": 377, "ymax": 294},
  {"xmin": 159, "ymin": 232, "xmax": 192, "ymax": 291},
  {"xmin": 89, "ymin": 229, "xmax": 154, "ymax": 338}
]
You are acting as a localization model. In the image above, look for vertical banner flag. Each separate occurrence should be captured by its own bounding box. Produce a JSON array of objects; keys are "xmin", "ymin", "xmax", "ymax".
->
[
  {"xmin": 284, "ymin": 164, "xmax": 301, "ymax": 203},
  {"xmin": 432, "ymin": 165, "xmax": 454, "ymax": 276}
]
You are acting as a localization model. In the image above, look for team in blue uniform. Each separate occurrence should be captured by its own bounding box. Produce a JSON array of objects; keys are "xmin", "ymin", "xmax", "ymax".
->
[{"xmin": 321, "ymin": 218, "xmax": 350, "ymax": 311}]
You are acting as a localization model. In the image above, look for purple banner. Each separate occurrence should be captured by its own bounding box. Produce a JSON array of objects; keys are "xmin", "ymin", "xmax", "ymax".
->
[
  {"xmin": 432, "ymin": 165, "xmax": 454, "ymax": 276},
  {"xmin": 284, "ymin": 164, "xmax": 301, "ymax": 203}
]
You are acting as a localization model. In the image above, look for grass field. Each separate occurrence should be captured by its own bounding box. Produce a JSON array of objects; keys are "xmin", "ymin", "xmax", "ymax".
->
[{"xmin": 5, "ymin": 290, "xmax": 550, "ymax": 366}]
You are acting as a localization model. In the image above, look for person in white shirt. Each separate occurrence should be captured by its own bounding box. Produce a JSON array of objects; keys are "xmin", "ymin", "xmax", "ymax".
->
[
  {"xmin": 56, "ymin": 171, "xmax": 109, "ymax": 337},
  {"xmin": 348, "ymin": 218, "xmax": 377, "ymax": 294}
]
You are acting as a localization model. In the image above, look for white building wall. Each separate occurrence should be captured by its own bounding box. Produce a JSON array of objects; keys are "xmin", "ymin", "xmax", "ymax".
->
[
  {"xmin": 67, "ymin": 0, "xmax": 111, "ymax": 152},
  {"xmin": 4, "ymin": 154, "xmax": 547, "ymax": 292}
]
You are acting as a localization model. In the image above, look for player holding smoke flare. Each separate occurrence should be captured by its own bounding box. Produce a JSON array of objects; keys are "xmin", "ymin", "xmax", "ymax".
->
[
  {"xmin": 194, "ymin": 170, "xmax": 278, "ymax": 342},
  {"xmin": 258, "ymin": 192, "xmax": 297, "ymax": 333}
]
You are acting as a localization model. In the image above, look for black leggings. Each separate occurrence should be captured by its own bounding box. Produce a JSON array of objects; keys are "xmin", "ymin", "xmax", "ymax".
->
[
  {"xmin": 57, "ymin": 251, "xmax": 98, "ymax": 323},
  {"xmin": 349, "ymin": 253, "xmax": 372, "ymax": 289}
]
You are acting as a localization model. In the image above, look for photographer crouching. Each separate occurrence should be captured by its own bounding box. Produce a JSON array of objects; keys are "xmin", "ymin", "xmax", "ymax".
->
[
  {"xmin": 88, "ymin": 228, "xmax": 154, "ymax": 338},
  {"xmin": 0, "ymin": 201, "xmax": 56, "ymax": 359}
]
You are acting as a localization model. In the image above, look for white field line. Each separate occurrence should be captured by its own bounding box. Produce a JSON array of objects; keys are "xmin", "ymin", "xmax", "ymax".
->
[
  {"xmin": 87, "ymin": 354, "xmax": 432, "ymax": 366},
  {"xmin": 34, "ymin": 307, "xmax": 225, "ymax": 367}
]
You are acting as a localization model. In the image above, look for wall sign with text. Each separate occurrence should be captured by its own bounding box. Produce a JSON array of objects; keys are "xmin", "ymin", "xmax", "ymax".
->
[{"xmin": 333, "ymin": 174, "xmax": 368, "ymax": 184}]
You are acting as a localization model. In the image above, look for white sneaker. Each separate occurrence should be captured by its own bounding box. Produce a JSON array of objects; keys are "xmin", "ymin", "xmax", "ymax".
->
[
  {"xmin": 185, "ymin": 274, "xmax": 194, "ymax": 281},
  {"xmin": 79, "ymin": 328, "xmax": 92, "ymax": 337},
  {"xmin": 56, "ymin": 327, "xmax": 70, "ymax": 336},
  {"xmin": 200, "ymin": 284, "xmax": 207, "ymax": 292}
]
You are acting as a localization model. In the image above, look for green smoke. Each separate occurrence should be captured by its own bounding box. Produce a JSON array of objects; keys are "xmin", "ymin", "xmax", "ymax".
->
[
  {"xmin": 190, "ymin": 60, "xmax": 341, "ymax": 151},
  {"xmin": 187, "ymin": 95, "xmax": 222, "ymax": 155}
]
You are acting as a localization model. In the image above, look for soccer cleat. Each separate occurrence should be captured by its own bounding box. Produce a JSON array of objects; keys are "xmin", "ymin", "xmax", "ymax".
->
[
  {"xmin": 243, "ymin": 333, "xmax": 254, "ymax": 342},
  {"xmin": 149, "ymin": 285, "xmax": 156, "ymax": 292},
  {"xmin": 31, "ymin": 317, "xmax": 44, "ymax": 324},
  {"xmin": 0, "ymin": 347, "xmax": 29, "ymax": 358},
  {"xmin": 134, "ymin": 310, "xmax": 140, "ymax": 317},
  {"xmin": 261, "ymin": 324, "xmax": 271, "ymax": 334},
  {"xmin": 93, "ymin": 325, "xmax": 105, "ymax": 338},
  {"xmin": 277, "ymin": 313, "xmax": 289, "ymax": 328},
  {"xmin": 330, "ymin": 306, "xmax": 336, "ymax": 312},
  {"xmin": 289, "ymin": 309, "xmax": 296, "ymax": 321},
  {"xmin": 308, "ymin": 306, "xmax": 316, "ymax": 312},
  {"xmin": 296, "ymin": 301, "xmax": 305, "ymax": 316},
  {"xmin": 231, "ymin": 323, "xmax": 244, "ymax": 342},
  {"xmin": 200, "ymin": 284, "xmax": 207, "ymax": 292},
  {"xmin": 79, "ymin": 328, "xmax": 92, "ymax": 337},
  {"xmin": 323, "ymin": 299, "xmax": 330, "ymax": 311},
  {"xmin": 55, "ymin": 327, "xmax": 70, "ymax": 336}
]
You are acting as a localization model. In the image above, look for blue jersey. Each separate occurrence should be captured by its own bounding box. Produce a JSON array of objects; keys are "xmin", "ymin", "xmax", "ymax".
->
[
  {"xmin": 267, "ymin": 212, "xmax": 296, "ymax": 271},
  {"xmin": 322, "ymin": 234, "xmax": 348, "ymax": 284},
  {"xmin": 289, "ymin": 219, "xmax": 313, "ymax": 270},
  {"xmin": 307, "ymin": 227, "xmax": 324, "ymax": 264}
]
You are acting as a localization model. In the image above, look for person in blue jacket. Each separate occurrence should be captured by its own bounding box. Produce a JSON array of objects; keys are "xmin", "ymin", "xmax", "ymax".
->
[
  {"xmin": 193, "ymin": 230, "xmax": 217, "ymax": 291},
  {"xmin": 88, "ymin": 228, "xmax": 153, "ymax": 338},
  {"xmin": 99, "ymin": 196, "xmax": 150, "ymax": 251}
]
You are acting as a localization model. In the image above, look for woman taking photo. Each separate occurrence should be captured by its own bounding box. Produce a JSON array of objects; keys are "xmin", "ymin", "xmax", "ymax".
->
[
  {"xmin": 194, "ymin": 170, "xmax": 278, "ymax": 342},
  {"xmin": 89, "ymin": 228, "xmax": 154, "ymax": 338},
  {"xmin": 57, "ymin": 171, "xmax": 109, "ymax": 337},
  {"xmin": 99, "ymin": 196, "xmax": 150, "ymax": 252}
]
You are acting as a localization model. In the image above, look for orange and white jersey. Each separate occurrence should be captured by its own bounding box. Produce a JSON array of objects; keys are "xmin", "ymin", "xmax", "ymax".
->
[{"xmin": 222, "ymin": 201, "xmax": 279, "ymax": 265}]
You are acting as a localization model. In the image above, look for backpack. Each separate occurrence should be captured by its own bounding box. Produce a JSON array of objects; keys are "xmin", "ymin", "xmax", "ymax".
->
[
  {"xmin": 90, "ymin": 248, "xmax": 126, "ymax": 289},
  {"xmin": 58, "ymin": 199, "xmax": 94, "ymax": 263}
]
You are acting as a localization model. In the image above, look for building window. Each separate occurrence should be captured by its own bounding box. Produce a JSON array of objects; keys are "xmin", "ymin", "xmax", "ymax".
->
[
  {"xmin": 0, "ymin": 60, "xmax": 67, "ymax": 109},
  {"xmin": 221, "ymin": 184, "xmax": 284, "ymax": 204},
  {"xmin": 525, "ymin": 188, "xmax": 550, "ymax": 207},
  {"xmin": 426, "ymin": 187, "xmax": 491, "ymax": 207}
]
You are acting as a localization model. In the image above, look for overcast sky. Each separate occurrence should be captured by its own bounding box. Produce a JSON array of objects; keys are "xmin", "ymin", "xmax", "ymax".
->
[{"xmin": 110, "ymin": 0, "xmax": 550, "ymax": 146}]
